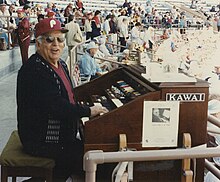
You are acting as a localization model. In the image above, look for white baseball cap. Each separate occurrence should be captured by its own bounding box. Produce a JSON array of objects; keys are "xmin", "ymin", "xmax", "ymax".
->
[{"xmin": 86, "ymin": 41, "xmax": 98, "ymax": 50}]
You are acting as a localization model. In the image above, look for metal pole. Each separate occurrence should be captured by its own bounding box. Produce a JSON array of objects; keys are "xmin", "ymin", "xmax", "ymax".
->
[
  {"xmin": 83, "ymin": 150, "xmax": 104, "ymax": 182},
  {"xmin": 84, "ymin": 147, "xmax": 220, "ymax": 182},
  {"xmin": 85, "ymin": 171, "xmax": 96, "ymax": 182},
  {"xmin": 102, "ymin": 147, "xmax": 220, "ymax": 162},
  {"xmin": 205, "ymin": 159, "xmax": 220, "ymax": 180},
  {"xmin": 69, "ymin": 46, "xmax": 77, "ymax": 82},
  {"xmin": 208, "ymin": 115, "xmax": 220, "ymax": 128},
  {"xmin": 69, "ymin": 47, "xmax": 73, "ymax": 81},
  {"xmin": 7, "ymin": 16, "xmax": 10, "ymax": 49}
]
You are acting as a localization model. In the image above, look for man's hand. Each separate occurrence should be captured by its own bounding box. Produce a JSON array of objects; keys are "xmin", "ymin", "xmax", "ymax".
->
[{"xmin": 90, "ymin": 105, "xmax": 109, "ymax": 117}]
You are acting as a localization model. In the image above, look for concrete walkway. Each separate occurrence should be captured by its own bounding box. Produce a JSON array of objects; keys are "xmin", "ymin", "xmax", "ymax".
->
[{"xmin": 0, "ymin": 71, "xmax": 17, "ymax": 154}]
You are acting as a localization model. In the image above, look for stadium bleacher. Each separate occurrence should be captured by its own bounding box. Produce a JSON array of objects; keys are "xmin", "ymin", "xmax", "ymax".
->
[{"xmin": 26, "ymin": 0, "xmax": 217, "ymax": 15}]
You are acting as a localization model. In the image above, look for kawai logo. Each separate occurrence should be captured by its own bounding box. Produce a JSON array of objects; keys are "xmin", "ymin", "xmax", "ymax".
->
[{"xmin": 166, "ymin": 93, "xmax": 205, "ymax": 102}]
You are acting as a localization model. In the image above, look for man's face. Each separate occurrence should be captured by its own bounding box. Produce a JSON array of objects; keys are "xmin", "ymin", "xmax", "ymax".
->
[
  {"xmin": 0, "ymin": 5, "xmax": 6, "ymax": 12},
  {"xmin": 37, "ymin": 31, "xmax": 65, "ymax": 65},
  {"xmin": 17, "ymin": 12, "xmax": 24, "ymax": 19},
  {"xmin": 10, "ymin": 5, "xmax": 15, "ymax": 12},
  {"xmin": 153, "ymin": 108, "xmax": 160, "ymax": 116},
  {"xmin": 87, "ymin": 14, "xmax": 93, "ymax": 19},
  {"xmin": 89, "ymin": 48, "xmax": 98, "ymax": 56}
]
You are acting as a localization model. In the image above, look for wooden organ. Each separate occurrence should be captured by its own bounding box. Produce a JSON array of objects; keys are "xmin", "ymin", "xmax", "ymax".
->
[{"xmin": 74, "ymin": 65, "xmax": 209, "ymax": 181}]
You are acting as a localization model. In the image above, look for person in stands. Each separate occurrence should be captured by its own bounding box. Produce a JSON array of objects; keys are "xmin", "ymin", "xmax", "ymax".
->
[
  {"xmin": 75, "ymin": 0, "xmax": 84, "ymax": 13},
  {"xmin": 118, "ymin": 18, "xmax": 129, "ymax": 52},
  {"xmin": 79, "ymin": 41, "xmax": 103, "ymax": 80},
  {"xmin": 91, "ymin": 10, "xmax": 101, "ymax": 39},
  {"xmin": 17, "ymin": 18, "xmax": 108, "ymax": 181},
  {"xmin": 16, "ymin": 8, "xmax": 30, "ymax": 64},
  {"xmin": 65, "ymin": 14, "xmax": 83, "ymax": 58},
  {"xmin": 0, "ymin": 3, "xmax": 16, "ymax": 46},
  {"xmin": 84, "ymin": 11, "xmax": 93, "ymax": 40},
  {"xmin": 130, "ymin": 22, "xmax": 142, "ymax": 45}
]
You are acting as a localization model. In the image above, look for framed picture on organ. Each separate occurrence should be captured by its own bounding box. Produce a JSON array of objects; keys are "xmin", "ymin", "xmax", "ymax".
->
[{"xmin": 142, "ymin": 101, "xmax": 180, "ymax": 147}]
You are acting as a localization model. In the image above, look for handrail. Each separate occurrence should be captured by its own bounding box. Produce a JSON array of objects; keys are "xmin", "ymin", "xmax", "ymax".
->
[
  {"xmin": 93, "ymin": 56, "xmax": 123, "ymax": 65},
  {"xmin": 203, "ymin": 115, "xmax": 220, "ymax": 180},
  {"xmin": 28, "ymin": 0, "xmax": 70, "ymax": 5},
  {"xmin": 83, "ymin": 146, "xmax": 220, "ymax": 182},
  {"xmin": 76, "ymin": 51, "xmax": 123, "ymax": 65},
  {"xmin": 106, "ymin": 42, "xmax": 127, "ymax": 49},
  {"xmin": 0, "ymin": 15, "xmax": 37, "ymax": 19}
]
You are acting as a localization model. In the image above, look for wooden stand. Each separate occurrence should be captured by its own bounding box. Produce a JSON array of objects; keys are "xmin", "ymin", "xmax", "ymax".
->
[
  {"xmin": 181, "ymin": 133, "xmax": 193, "ymax": 182},
  {"xmin": 116, "ymin": 133, "xmax": 194, "ymax": 182}
]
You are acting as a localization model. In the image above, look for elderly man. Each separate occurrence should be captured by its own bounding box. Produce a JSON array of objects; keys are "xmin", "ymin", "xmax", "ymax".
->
[
  {"xmin": 79, "ymin": 41, "xmax": 102, "ymax": 80},
  {"xmin": 17, "ymin": 18, "xmax": 108, "ymax": 180}
]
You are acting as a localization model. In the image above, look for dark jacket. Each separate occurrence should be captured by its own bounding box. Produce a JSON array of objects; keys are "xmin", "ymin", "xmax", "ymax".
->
[
  {"xmin": 91, "ymin": 20, "xmax": 101, "ymax": 39},
  {"xmin": 109, "ymin": 19, "xmax": 117, "ymax": 34},
  {"xmin": 19, "ymin": 0, "xmax": 29, "ymax": 6},
  {"xmin": 17, "ymin": 52, "xmax": 90, "ymax": 155}
]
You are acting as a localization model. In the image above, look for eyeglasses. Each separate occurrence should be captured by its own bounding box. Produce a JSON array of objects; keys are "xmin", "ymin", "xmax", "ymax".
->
[{"xmin": 43, "ymin": 36, "xmax": 65, "ymax": 43}]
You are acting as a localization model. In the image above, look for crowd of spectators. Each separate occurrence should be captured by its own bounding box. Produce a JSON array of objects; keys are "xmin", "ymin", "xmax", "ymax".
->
[
  {"xmin": 0, "ymin": 0, "xmax": 220, "ymax": 49},
  {"xmin": 0, "ymin": 0, "xmax": 220, "ymax": 75}
]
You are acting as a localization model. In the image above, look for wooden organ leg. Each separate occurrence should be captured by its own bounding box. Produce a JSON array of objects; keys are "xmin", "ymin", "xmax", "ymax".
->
[
  {"xmin": 119, "ymin": 134, "xmax": 127, "ymax": 151},
  {"xmin": 112, "ymin": 134, "xmax": 128, "ymax": 182},
  {"xmin": 181, "ymin": 133, "xmax": 193, "ymax": 182}
]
